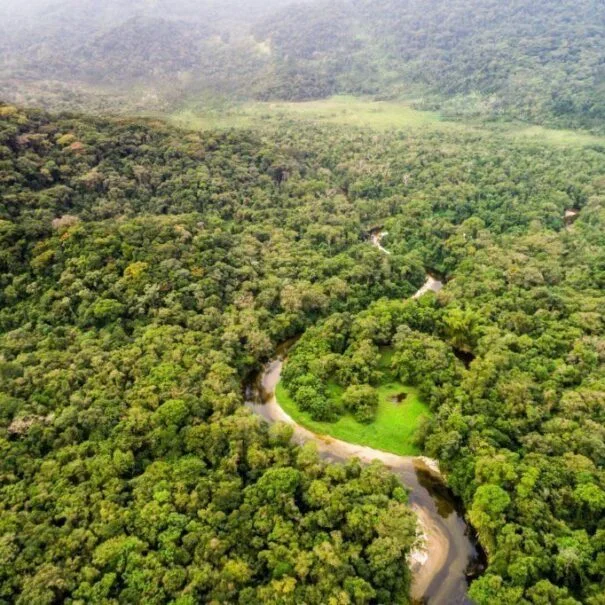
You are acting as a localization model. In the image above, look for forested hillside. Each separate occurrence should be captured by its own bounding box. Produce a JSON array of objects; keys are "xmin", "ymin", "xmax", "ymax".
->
[
  {"xmin": 1, "ymin": 99, "xmax": 604, "ymax": 602},
  {"xmin": 0, "ymin": 0, "xmax": 298, "ymax": 112},
  {"xmin": 256, "ymin": 0, "xmax": 605, "ymax": 129},
  {"xmin": 1, "ymin": 0, "xmax": 603, "ymax": 129}
]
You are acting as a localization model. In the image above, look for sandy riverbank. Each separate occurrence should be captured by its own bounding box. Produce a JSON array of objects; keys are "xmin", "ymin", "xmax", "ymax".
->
[{"xmin": 246, "ymin": 356, "xmax": 473, "ymax": 603}]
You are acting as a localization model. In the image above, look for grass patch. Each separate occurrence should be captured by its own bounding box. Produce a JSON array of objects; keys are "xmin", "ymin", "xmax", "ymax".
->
[
  {"xmin": 251, "ymin": 95, "xmax": 447, "ymax": 130},
  {"xmin": 167, "ymin": 107, "xmax": 257, "ymax": 131},
  {"xmin": 163, "ymin": 95, "xmax": 605, "ymax": 149},
  {"xmin": 276, "ymin": 348, "xmax": 431, "ymax": 456},
  {"xmin": 503, "ymin": 124, "xmax": 605, "ymax": 148},
  {"xmin": 165, "ymin": 95, "xmax": 455, "ymax": 132}
]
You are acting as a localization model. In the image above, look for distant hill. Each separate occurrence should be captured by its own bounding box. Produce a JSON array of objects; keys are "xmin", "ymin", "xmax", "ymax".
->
[
  {"xmin": 17, "ymin": 18, "xmax": 215, "ymax": 82},
  {"xmin": 1, "ymin": 0, "xmax": 603, "ymax": 129},
  {"xmin": 254, "ymin": 0, "xmax": 605, "ymax": 130},
  {"xmin": 0, "ymin": 0, "xmax": 282, "ymax": 112}
]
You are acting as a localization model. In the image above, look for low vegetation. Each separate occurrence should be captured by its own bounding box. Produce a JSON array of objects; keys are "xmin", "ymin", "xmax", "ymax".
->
[
  {"xmin": 277, "ymin": 381, "xmax": 428, "ymax": 456},
  {"xmin": 166, "ymin": 97, "xmax": 605, "ymax": 152}
]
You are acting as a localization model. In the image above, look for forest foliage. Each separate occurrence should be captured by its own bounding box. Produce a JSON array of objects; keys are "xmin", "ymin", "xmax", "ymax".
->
[
  {"xmin": 255, "ymin": 0, "xmax": 605, "ymax": 130},
  {"xmin": 0, "ymin": 103, "xmax": 425, "ymax": 604},
  {"xmin": 0, "ymin": 99, "xmax": 605, "ymax": 604}
]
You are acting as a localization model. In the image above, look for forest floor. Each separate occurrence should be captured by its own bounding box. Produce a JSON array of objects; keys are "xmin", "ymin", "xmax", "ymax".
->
[{"xmin": 275, "ymin": 349, "xmax": 431, "ymax": 456}]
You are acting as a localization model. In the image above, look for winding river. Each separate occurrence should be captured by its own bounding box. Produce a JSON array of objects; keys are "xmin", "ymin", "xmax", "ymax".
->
[
  {"xmin": 245, "ymin": 231, "xmax": 483, "ymax": 604},
  {"xmin": 370, "ymin": 230, "xmax": 444, "ymax": 299}
]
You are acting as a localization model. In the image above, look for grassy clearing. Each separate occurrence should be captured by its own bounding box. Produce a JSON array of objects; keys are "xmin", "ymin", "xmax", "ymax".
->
[
  {"xmin": 167, "ymin": 107, "xmax": 257, "ymax": 131},
  {"xmin": 503, "ymin": 124, "xmax": 605, "ymax": 148},
  {"xmin": 165, "ymin": 95, "xmax": 605, "ymax": 149},
  {"xmin": 276, "ymin": 381, "xmax": 429, "ymax": 456},
  {"xmin": 167, "ymin": 95, "xmax": 456, "ymax": 132},
  {"xmin": 276, "ymin": 348, "xmax": 431, "ymax": 456},
  {"xmin": 252, "ymin": 96, "xmax": 447, "ymax": 130}
]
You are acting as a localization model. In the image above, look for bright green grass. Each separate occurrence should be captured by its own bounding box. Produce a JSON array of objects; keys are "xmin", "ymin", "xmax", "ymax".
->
[
  {"xmin": 252, "ymin": 95, "xmax": 447, "ymax": 130},
  {"xmin": 504, "ymin": 124, "xmax": 605, "ymax": 148},
  {"xmin": 168, "ymin": 107, "xmax": 257, "ymax": 131},
  {"xmin": 276, "ymin": 381, "xmax": 429, "ymax": 456},
  {"xmin": 276, "ymin": 349, "xmax": 431, "ymax": 456}
]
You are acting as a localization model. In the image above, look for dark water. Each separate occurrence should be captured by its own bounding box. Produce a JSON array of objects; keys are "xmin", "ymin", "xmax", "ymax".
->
[{"xmin": 412, "ymin": 466, "xmax": 487, "ymax": 603}]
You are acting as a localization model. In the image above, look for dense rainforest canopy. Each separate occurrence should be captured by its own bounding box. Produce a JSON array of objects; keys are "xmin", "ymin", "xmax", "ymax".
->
[
  {"xmin": 0, "ymin": 104, "xmax": 425, "ymax": 604},
  {"xmin": 1, "ymin": 0, "xmax": 605, "ymax": 602},
  {"xmin": 1, "ymin": 0, "xmax": 603, "ymax": 130},
  {"xmin": 1, "ymin": 99, "xmax": 604, "ymax": 603}
]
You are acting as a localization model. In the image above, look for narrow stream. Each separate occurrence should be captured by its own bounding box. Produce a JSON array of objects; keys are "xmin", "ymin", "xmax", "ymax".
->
[{"xmin": 369, "ymin": 228, "xmax": 444, "ymax": 298}]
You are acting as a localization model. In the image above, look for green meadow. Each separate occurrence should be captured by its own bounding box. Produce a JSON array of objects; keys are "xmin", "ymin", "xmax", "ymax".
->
[
  {"xmin": 276, "ymin": 381, "xmax": 429, "ymax": 456},
  {"xmin": 166, "ymin": 95, "xmax": 454, "ymax": 132},
  {"xmin": 165, "ymin": 95, "xmax": 605, "ymax": 149}
]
